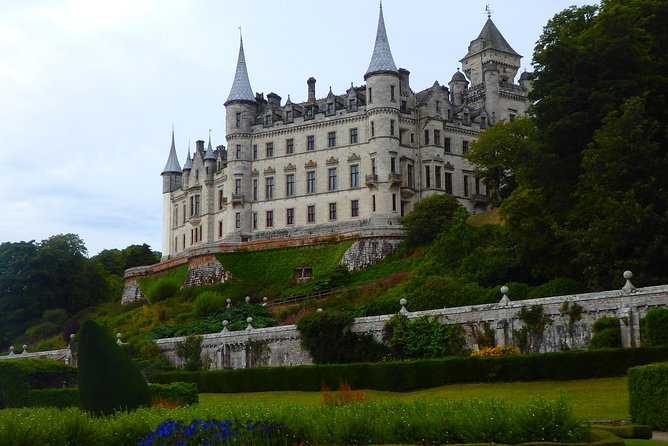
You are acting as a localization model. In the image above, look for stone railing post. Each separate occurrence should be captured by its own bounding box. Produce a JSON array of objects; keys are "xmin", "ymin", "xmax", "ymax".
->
[
  {"xmin": 620, "ymin": 270, "xmax": 637, "ymax": 347},
  {"xmin": 495, "ymin": 286, "xmax": 511, "ymax": 346}
]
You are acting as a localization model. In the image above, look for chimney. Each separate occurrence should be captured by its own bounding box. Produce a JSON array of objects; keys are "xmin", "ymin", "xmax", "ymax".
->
[
  {"xmin": 267, "ymin": 92, "xmax": 282, "ymax": 108},
  {"xmin": 398, "ymin": 68, "xmax": 410, "ymax": 96},
  {"xmin": 195, "ymin": 140, "xmax": 205, "ymax": 156},
  {"xmin": 307, "ymin": 77, "xmax": 316, "ymax": 103}
]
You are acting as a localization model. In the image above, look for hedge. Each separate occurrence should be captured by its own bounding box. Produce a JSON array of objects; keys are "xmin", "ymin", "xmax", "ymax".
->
[
  {"xmin": 0, "ymin": 359, "xmax": 77, "ymax": 408},
  {"xmin": 591, "ymin": 424, "xmax": 652, "ymax": 440},
  {"xmin": 149, "ymin": 382, "xmax": 198, "ymax": 406},
  {"xmin": 629, "ymin": 361, "xmax": 668, "ymax": 430},
  {"xmin": 152, "ymin": 345, "xmax": 668, "ymax": 393}
]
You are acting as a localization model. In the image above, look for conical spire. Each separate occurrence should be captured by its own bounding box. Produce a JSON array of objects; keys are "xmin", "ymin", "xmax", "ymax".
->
[
  {"xmin": 365, "ymin": 2, "xmax": 398, "ymax": 77},
  {"xmin": 462, "ymin": 18, "xmax": 521, "ymax": 59},
  {"xmin": 205, "ymin": 130, "xmax": 216, "ymax": 160},
  {"xmin": 225, "ymin": 33, "xmax": 255, "ymax": 105},
  {"xmin": 161, "ymin": 128, "xmax": 181, "ymax": 174}
]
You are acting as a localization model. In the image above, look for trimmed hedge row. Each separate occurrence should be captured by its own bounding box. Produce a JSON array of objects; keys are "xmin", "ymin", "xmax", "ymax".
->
[
  {"xmin": 592, "ymin": 425, "xmax": 652, "ymax": 440},
  {"xmin": 629, "ymin": 361, "xmax": 668, "ymax": 430},
  {"xmin": 152, "ymin": 346, "xmax": 668, "ymax": 393},
  {"xmin": 0, "ymin": 359, "xmax": 77, "ymax": 408},
  {"xmin": 149, "ymin": 382, "xmax": 198, "ymax": 406}
]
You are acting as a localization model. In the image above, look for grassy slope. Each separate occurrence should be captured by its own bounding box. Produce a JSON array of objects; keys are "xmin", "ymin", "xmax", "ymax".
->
[{"xmin": 200, "ymin": 376, "xmax": 629, "ymax": 421}]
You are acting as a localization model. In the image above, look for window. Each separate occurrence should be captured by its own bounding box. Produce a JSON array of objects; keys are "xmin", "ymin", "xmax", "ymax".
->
[
  {"xmin": 371, "ymin": 121, "xmax": 375, "ymax": 137},
  {"xmin": 307, "ymin": 135, "xmax": 315, "ymax": 150},
  {"xmin": 189, "ymin": 194, "xmax": 200, "ymax": 216},
  {"xmin": 463, "ymin": 140, "xmax": 469, "ymax": 154},
  {"xmin": 351, "ymin": 199, "xmax": 359, "ymax": 217},
  {"xmin": 183, "ymin": 234, "xmax": 185, "ymax": 249},
  {"xmin": 173, "ymin": 207, "xmax": 178, "ymax": 226},
  {"xmin": 252, "ymin": 144, "xmax": 258, "ymax": 159},
  {"xmin": 436, "ymin": 100, "xmax": 441, "ymax": 113},
  {"xmin": 444, "ymin": 137, "xmax": 451, "ymax": 153},
  {"xmin": 218, "ymin": 188, "xmax": 224, "ymax": 209},
  {"xmin": 425, "ymin": 166, "xmax": 431, "ymax": 188},
  {"xmin": 327, "ymin": 102, "xmax": 334, "ymax": 114},
  {"xmin": 368, "ymin": 87, "xmax": 372, "ymax": 103},
  {"xmin": 350, "ymin": 164, "xmax": 359, "ymax": 188},
  {"xmin": 509, "ymin": 113, "xmax": 516, "ymax": 122},
  {"xmin": 390, "ymin": 157, "xmax": 396, "ymax": 173},
  {"xmin": 253, "ymin": 179, "xmax": 258, "ymax": 201},
  {"xmin": 390, "ymin": 119, "xmax": 395, "ymax": 136},
  {"xmin": 371, "ymin": 158, "xmax": 376, "ymax": 175},
  {"xmin": 235, "ymin": 212, "xmax": 241, "ymax": 228},
  {"xmin": 252, "ymin": 212, "xmax": 257, "ymax": 229},
  {"xmin": 410, "ymin": 133, "xmax": 414, "ymax": 144},
  {"xmin": 407, "ymin": 164, "xmax": 414, "ymax": 189},
  {"xmin": 307, "ymin": 171, "xmax": 316, "ymax": 194},
  {"xmin": 350, "ymin": 128, "xmax": 358, "ymax": 144},
  {"xmin": 266, "ymin": 142, "xmax": 273, "ymax": 157},
  {"xmin": 349, "ymin": 98, "xmax": 356, "ymax": 111},
  {"xmin": 266, "ymin": 210, "xmax": 274, "ymax": 227},
  {"xmin": 306, "ymin": 105, "xmax": 313, "ymax": 117},
  {"xmin": 286, "ymin": 138, "xmax": 294, "ymax": 154},
  {"xmin": 424, "ymin": 129, "xmax": 430, "ymax": 145},
  {"xmin": 286, "ymin": 174, "xmax": 295, "ymax": 197},
  {"xmin": 195, "ymin": 169, "xmax": 199, "ymax": 181},
  {"xmin": 435, "ymin": 166, "xmax": 442, "ymax": 189},
  {"xmin": 445, "ymin": 172, "xmax": 453, "ymax": 194},
  {"xmin": 328, "ymin": 131, "xmax": 336, "ymax": 147},
  {"xmin": 235, "ymin": 112, "xmax": 241, "ymax": 128},
  {"xmin": 182, "ymin": 203, "xmax": 186, "ymax": 224},
  {"xmin": 328, "ymin": 167, "xmax": 337, "ymax": 191},
  {"xmin": 218, "ymin": 221, "xmax": 223, "ymax": 237},
  {"xmin": 329, "ymin": 203, "xmax": 337, "ymax": 220},
  {"xmin": 434, "ymin": 130, "xmax": 441, "ymax": 146},
  {"xmin": 475, "ymin": 177, "xmax": 481, "ymax": 195},
  {"xmin": 463, "ymin": 174, "xmax": 470, "ymax": 197},
  {"xmin": 236, "ymin": 144, "xmax": 241, "ymax": 159},
  {"xmin": 401, "ymin": 100, "xmax": 407, "ymax": 111},
  {"xmin": 390, "ymin": 85, "xmax": 395, "ymax": 102},
  {"xmin": 307, "ymin": 205, "xmax": 315, "ymax": 223},
  {"xmin": 235, "ymin": 179, "xmax": 242, "ymax": 195},
  {"xmin": 286, "ymin": 208, "xmax": 294, "ymax": 225},
  {"xmin": 392, "ymin": 193, "xmax": 397, "ymax": 211},
  {"xmin": 286, "ymin": 110, "xmax": 293, "ymax": 122},
  {"xmin": 372, "ymin": 194, "xmax": 376, "ymax": 212},
  {"xmin": 265, "ymin": 115, "xmax": 272, "ymax": 126},
  {"xmin": 265, "ymin": 177, "xmax": 274, "ymax": 200}
]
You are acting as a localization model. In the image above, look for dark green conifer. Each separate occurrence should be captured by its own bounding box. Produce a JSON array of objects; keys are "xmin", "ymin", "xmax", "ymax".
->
[{"xmin": 77, "ymin": 320, "xmax": 151, "ymax": 415}]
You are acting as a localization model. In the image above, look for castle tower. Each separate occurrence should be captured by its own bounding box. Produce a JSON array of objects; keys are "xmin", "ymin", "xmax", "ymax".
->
[
  {"xmin": 364, "ymin": 2, "xmax": 401, "ymax": 224},
  {"xmin": 224, "ymin": 34, "xmax": 257, "ymax": 241},
  {"xmin": 448, "ymin": 69, "xmax": 468, "ymax": 107},
  {"xmin": 161, "ymin": 129, "xmax": 182, "ymax": 258}
]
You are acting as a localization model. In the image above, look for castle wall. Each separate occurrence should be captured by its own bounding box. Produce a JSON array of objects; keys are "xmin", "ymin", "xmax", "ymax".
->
[{"xmin": 154, "ymin": 282, "xmax": 668, "ymax": 369}]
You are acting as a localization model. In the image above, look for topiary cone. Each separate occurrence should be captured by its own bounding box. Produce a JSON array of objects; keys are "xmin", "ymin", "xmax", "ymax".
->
[{"xmin": 77, "ymin": 320, "xmax": 151, "ymax": 415}]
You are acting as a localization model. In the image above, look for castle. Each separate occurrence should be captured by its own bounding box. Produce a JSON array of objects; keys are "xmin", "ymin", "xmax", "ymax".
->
[{"xmin": 160, "ymin": 5, "xmax": 531, "ymax": 259}]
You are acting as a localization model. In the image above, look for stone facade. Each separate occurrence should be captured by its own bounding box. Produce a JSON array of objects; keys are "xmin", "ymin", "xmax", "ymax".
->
[
  {"xmin": 154, "ymin": 279, "xmax": 668, "ymax": 370},
  {"xmin": 159, "ymin": 5, "xmax": 531, "ymax": 259},
  {"xmin": 339, "ymin": 238, "xmax": 402, "ymax": 271}
]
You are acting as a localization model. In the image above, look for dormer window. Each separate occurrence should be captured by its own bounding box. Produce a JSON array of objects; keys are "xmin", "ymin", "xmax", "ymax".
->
[
  {"xmin": 349, "ymin": 98, "xmax": 356, "ymax": 111},
  {"xmin": 463, "ymin": 112, "xmax": 470, "ymax": 125},
  {"xmin": 327, "ymin": 103, "xmax": 334, "ymax": 114},
  {"xmin": 286, "ymin": 110, "xmax": 293, "ymax": 122},
  {"xmin": 265, "ymin": 115, "xmax": 272, "ymax": 126},
  {"xmin": 306, "ymin": 106, "xmax": 313, "ymax": 118},
  {"xmin": 436, "ymin": 101, "xmax": 441, "ymax": 113}
]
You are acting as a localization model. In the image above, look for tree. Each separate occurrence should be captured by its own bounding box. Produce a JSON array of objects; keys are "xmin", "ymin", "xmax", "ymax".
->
[
  {"xmin": 465, "ymin": 117, "xmax": 538, "ymax": 206},
  {"xmin": 400, "ymin": 194, "xmax": 462, "ymax": 246}
]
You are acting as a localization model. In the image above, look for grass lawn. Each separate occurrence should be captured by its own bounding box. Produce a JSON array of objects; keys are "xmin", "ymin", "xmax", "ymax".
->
[
  {"xmin": 625, "ymin": 441, "xmax": 668, "ymax": 446},
  {"xmin": 201, "ymin": 376, "xmax": 629, "ymax": 421}
]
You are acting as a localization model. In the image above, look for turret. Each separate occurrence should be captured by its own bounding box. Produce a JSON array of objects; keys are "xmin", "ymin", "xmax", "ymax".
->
[
  {"xmin": 519, "ymin": 70, "xmax": 533, "ymax": 93},
  {"xmin": 161, "ymin": 129, "xmax": 182, "ymax": 193},
  {"xmin": 364, "ymin": 2, "xmax": 400, "ymax": 111},
  {"xmin": 483, "ymin": 62, "xmax": 500, "ymax": 116},
  {"xmin": 307, "ymin": 77, "xmax": 316, "ymax": 103},
  {"xmin": 204, "ymin": 133, "xmax": 216, "ymax": 180},
  {"xmin": 182, "ymin": 146, "xmax": 192, "ymax": 189},
  {"xmin": 448, "ymin": 69, "xmax": 468, "ymax": 107}
]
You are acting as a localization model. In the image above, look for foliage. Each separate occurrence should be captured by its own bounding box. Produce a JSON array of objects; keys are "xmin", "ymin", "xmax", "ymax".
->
[
  {"xmin": 295, "ymin": 309, "xmax": 386, "ymax": 364},
  {"xmin": 192, "ymin": 291, "xmax": 227, "ymax": 317},
  {"xmin": 593, "ymin": 424, "xmax": 653, "ymax": 440},
  {"xmin": 642, "ymin": 307, "xmax": 668, "ymax": 346},
  {"xmin": 137, "ymin": 265, "xmax": 188, "ymax": 303},
  {"xmin": 175, "ymin": 335, "xmax": 203, "ymax": 372},
  {"xmin": 471, "ymin": 346, "xmax": 519, "ymax": 357},
  {"xmin": 474, "ymin": 321, "xmax": 496, "ymax": 348},
  {"xmin": 149, "ymin": 382, "xmax": 198, "ymax": 407},
  {"xmin": 560, "ymin": 301, "xmax": 584, "ymax": 339},
  {"xmin": 514, "ymin": 305, "xmax": 552, "ymax": 353},
  {"xmin": 320, "ymin": 381, "xmax": 365, "ymax": 407},
  {"xmin": 629, "ymin": 361, "xmax": 668, "ymax": 430},
  {"xmin": 399, "ymin": 193, "xmax": 462, "ymax": 246},
  {"xmin": 466, "ymin": 117, "xmax": 539, "ymax": 205},
  {"xmin": 385, "ymin": 314, "xmax": 466, "ymax": 359},
  {"xmin": 0, "ymin": 358, "xmax": 77, "ymax": 409},
  {"xmin": 77, "ymin": 319, "xmax": 151, "ymax": 415},
  {"xmin": 589, "ymin": 316, "xmax": 622, "ymax": 349},
  {"xmin": 0, "ymin": 397, "xmax": 588, "ymax": 446}
]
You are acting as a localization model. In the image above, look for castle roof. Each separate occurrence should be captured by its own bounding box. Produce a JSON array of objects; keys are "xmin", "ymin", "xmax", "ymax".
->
[
  {"xmin": 204, "ymin": 134, "xmax": 216, "ymax": 160},
  {"xmin": 365, "ymin": 3, "xmax": 398, "ymax": 77},
  {"xmin": 225, "ymin": 36, "xmax": 255, "ymax": 105},
  {"xmin": 450, "ymin": 69, "xmax": 467, "ymax": 83},
  {"xmin": 183, "ymin": 148, "xmax": 193, "ymax": 170},
  {"xmin": 161, "ymin": 129, "xmax": 181, "ymax": 174},
  {"xmin": 461, "ymin": 18, "xmax": 521, "ymax": 60}
]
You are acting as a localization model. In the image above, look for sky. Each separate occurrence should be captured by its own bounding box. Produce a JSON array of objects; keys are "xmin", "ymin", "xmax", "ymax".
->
[{"xmin": 0, "ymin": 0, "xmax": 598, "ymax": 256}]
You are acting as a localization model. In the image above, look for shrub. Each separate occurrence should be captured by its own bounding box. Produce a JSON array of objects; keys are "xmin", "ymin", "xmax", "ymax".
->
[
  {"xmin": 472, "ymin": 346, "xmax": 519, "ymax": 357},
  {"xmin": 514, "ymin": 305, "xmax": 552, "ymax": 353},
  {"xmin": 629, "ymin": 361, "xmax": 668, "ymax": 429},
  {"xmin": 643, "ymin": 307, "xmax": 668, "ymax": 346},
  {"xmin": 149, "ymin": 279, "xmax": 180, "ymax": 302},
  {"xmin": 589, "ymin": 316, "xmax": 622, "ymax": 349},
  {"xmin": 400, "ymin": 194, "xmax": 463, "ymax": 246},
  {"xmin": 77, "ymin": 320, "xmax": 151, "ymax": 415},
  {"xmin": 193, "ymin": 291, "xmax": 227, "ymax": 317},
  {"xmin": 593, "ymin": 424, "xmax": 652, "ymax": 439},
  {"xmin": 0, "ymin": 359, "xmax": 77, "ymax": 408},
  {"xmin": 149, "ymin": 382, "xmax": 198, "ymax": 407},
  {"xmin": 385, "ymin": 314, "xmax": 466, "ymax": 359}
]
